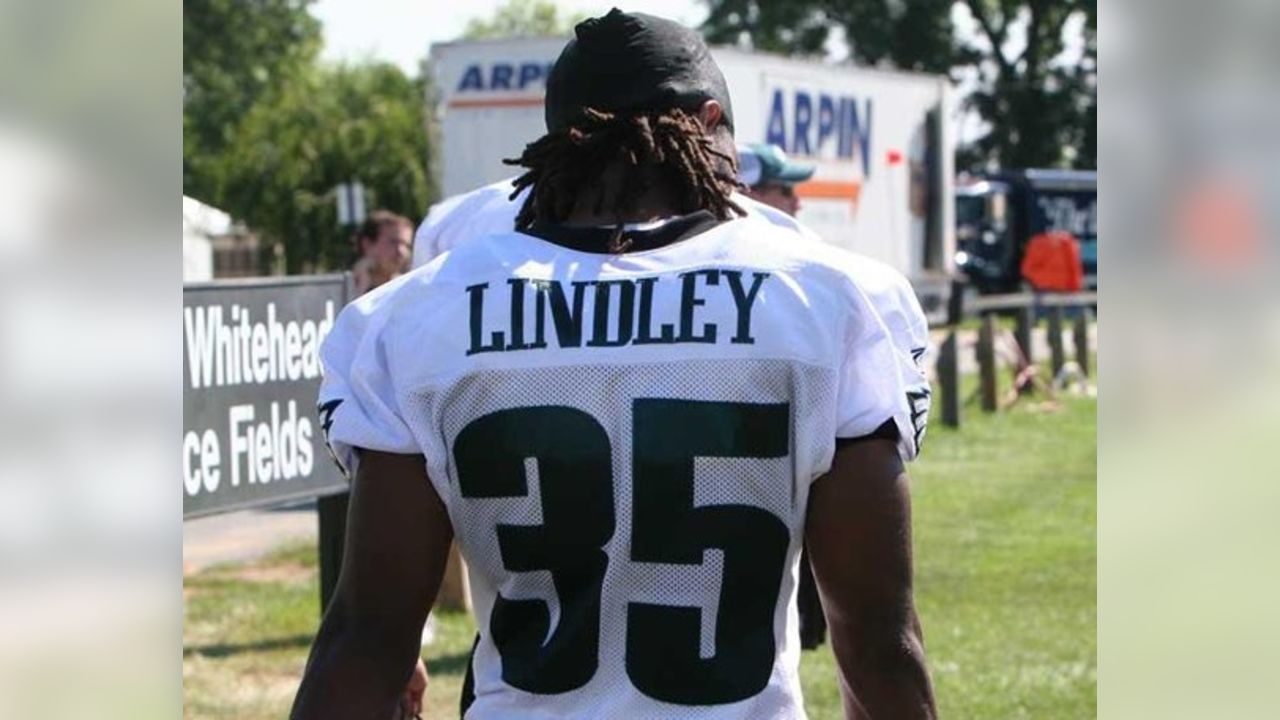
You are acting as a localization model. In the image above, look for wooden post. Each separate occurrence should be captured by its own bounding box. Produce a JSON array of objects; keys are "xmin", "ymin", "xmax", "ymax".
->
[
  {"xmin": 1015, "ymin": 305, "xmax": 1035, "ymax": 366},
  {"xmin": 946, "ymin": 279, "xmax": 966, "ymax": 326},
  {"xmin": 938, "ymin": 330, "xmax": 961, "ymax": 428},
  {"xmin": 1073, "ymin": 307, "xmax": 1092, "ymax": 377},
  {"xmin": 317, "ymin": 492, "xmax": 349, "ymax": 613},
  {"xmin": 1048, "ymin": 305, "xmax": 1066, "ymax": 377},
  {"xmin": 436, "ymin": 543, "xmax": 472, "ymax": 611},
  {"xmin": 977, "ymin": 314, "xmax": 998, "ymax": 412}
]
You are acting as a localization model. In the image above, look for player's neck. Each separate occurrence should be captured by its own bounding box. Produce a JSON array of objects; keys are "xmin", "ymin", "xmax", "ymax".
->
[
  {"xmin": 563, "ymin": 198, "xmax": 682, "ymax": 227},
  {"xmin": 561, "ymin": 164, "xmax": 682, "ymax": 227}
]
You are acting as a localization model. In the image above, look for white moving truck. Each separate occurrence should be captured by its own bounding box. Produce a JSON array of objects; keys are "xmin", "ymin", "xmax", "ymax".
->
[{"xmin": 429, "ymin": 37, "xmax": 956, "ymax": 313}]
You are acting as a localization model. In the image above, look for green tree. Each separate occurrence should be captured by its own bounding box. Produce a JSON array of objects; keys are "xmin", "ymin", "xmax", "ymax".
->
[
  {"xmin": 961, "ymin": 0, "xmax": 1096, "ymax": 169},
  {"xmin": 183, "ymin": 0, "xmax": 322, "ymax": 201},
  {"xmin": 213, "ymin": 63, "xmax": 436, "ymax": 273},
  {"xmin": 1068, "ymin": 2, "xmax": 1096, "ymax": 169},
  {"xmin": 701, "ymin": 0, "xmax": 959, "ymax": 72},
  {"xmin": 700, "ymin": 0, "xmax": 1096, "ymax": 169},
  {"xmin": 462, "ymin": 0, "xmax": 586, "ymax": 39}
]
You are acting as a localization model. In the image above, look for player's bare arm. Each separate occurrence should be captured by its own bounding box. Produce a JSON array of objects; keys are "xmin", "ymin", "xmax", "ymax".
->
[
  {"xmin": 290, "ymin": 450, "xmax": 453, "ymax": 720},
  {"xmin": 806, "ymin": 437, "xmax": 937, "ymax": 720}
]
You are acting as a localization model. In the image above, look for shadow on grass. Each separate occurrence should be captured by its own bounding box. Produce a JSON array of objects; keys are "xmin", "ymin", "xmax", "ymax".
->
[
  {"xmin": 183, "ymin": 636, "xmax": 476, "ymax": 676},
  {"xmin": 184, "ymin": 633, "xmax": 314, "ymax": 658},
  {"xmin": 425, "ymin": 650, "xmax": 472, "ymax": 677}
]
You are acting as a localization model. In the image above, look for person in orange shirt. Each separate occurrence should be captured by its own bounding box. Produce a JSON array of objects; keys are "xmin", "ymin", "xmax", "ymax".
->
[{"xmin": 1021, "ymin": 229, "xmax": 1084, "ymax": 292}]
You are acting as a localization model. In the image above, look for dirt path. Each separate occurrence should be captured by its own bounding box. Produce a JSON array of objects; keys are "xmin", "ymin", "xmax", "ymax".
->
[{"xmin": 183, "ymin": 503, "xmax": 317, "ymax": 575}]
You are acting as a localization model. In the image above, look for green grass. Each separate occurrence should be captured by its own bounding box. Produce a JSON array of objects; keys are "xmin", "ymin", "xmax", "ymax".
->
[
  {"xmin": 904, "ymin": 395, "xmax": 1096, "ymax": 718},
  {"xmin": 183, "ymin": 396, "xmax": 1095, "ymax": 719}
]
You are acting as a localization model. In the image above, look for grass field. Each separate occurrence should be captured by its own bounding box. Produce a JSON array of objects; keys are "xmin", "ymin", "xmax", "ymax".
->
[{"xmin": 183, "ymin": 394, "xmax": 1096, "ymax": 718}]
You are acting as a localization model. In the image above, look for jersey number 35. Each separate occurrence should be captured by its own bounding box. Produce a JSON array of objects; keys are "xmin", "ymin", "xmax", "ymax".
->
[{"xmin": 455, "ymin": 398, "xmax": 791, "ymax": 705}]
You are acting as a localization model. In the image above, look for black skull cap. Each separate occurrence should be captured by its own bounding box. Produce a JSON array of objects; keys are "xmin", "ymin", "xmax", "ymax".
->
[{"xmin": 544, "ymin": 8, "xmax": 734, "ymax": 133}]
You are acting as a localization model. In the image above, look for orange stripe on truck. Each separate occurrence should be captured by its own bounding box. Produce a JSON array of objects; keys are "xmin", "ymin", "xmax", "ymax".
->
[
  {"xmin": 448, "ymin": 97, "xmax": 545, "ymax": 109},
  {"xmin": 795, "ymin": 179, "xmax": 862, "ymax": 202}
]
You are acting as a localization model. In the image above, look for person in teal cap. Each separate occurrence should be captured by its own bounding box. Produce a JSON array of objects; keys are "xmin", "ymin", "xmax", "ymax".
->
[
  {"xmin": 739, "ymin": 143, "xmax": 825, "ymax": 652},
  {"xmin": 737, "ymin": 143, "xmax": 816, "ymax": 217}
]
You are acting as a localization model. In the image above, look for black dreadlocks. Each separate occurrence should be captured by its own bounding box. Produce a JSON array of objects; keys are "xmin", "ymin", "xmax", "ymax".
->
[{"xmin": 503, "ymin": 107, "xmax": 744, "ymax": 250}]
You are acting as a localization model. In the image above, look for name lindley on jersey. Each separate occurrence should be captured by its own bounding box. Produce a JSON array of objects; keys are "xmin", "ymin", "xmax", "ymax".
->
[{"xmin": 465, "ymin": 268, "xmax": 771, "ymax": 355}]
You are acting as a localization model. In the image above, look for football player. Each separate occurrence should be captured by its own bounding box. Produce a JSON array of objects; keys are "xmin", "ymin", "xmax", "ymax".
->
[
  {"xmin": 413, "ymin": 143, "xmax": 933, "ymax": 673},
  {"xmin": 292, "ymin": 9, "xmax": 936, "ymax": 719}
]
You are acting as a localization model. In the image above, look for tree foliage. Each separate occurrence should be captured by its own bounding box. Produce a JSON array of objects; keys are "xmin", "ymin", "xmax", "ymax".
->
[
  {"xmin": 961, "ymin": 0, "xmax": 1096, "ymax": 169},
  {"xmin": 213, "ymin": 63, "xmax": 435, "ymax": 273},
  {"xmin": 703, "ymin": 0, "xmax": 958, "ymax": 73},
  {"xmin": 184, "ymin": 0, "xmax": 436, "ymax": 274},
  {"xmin": 700, "ymin": 0, "xmax": 1096, "ymax": 170},
  {"xmin": 183, "ymin": 0, "xmax": 322, "ymax": 200},
  {"xmin": 463, "ymin": 0, "xmax": 586, "ymax": 39}
]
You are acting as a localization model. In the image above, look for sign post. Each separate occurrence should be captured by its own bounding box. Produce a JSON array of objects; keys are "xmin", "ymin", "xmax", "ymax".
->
[{"xmin": 317, "ymin": 493, "xmax": 349, "ymax": 612}]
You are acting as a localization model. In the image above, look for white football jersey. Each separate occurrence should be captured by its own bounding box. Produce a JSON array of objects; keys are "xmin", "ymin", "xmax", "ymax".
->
[
  {"xmin": 321, "ymin": 216, "xmax": 917, "ymax": 719},
  {"xmin": 414, "ymin": 179, "xmax": 932, "ymax": 455}
]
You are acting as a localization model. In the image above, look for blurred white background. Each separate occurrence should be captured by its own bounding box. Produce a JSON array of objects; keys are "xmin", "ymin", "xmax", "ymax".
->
[
  {"xmin": 1101, "ymin": 1, "xmax": 1280, "ymax": 718},
  {"xmin": 0, "ymin": 0, "xmax": 177, "ymax": 717}
]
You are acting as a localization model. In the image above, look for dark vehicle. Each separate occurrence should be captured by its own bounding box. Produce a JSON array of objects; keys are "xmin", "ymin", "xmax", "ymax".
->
[{"xmin": 954, "ymin": 169, "xmax": 1097, "ymax": 294}]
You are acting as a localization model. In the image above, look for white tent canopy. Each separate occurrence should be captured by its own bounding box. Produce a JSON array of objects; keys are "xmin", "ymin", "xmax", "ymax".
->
[{"xmin": 182, "ymin": 195, "xmax": 231, "ymax": 282}]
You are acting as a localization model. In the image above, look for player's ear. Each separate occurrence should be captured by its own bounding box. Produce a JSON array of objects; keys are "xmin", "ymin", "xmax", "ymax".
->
[{"xmin": 697, "ymin": 100, "xmax": 724, "ymax": 133}]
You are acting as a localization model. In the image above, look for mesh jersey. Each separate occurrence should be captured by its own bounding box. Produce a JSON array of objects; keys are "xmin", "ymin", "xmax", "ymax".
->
[
  {"xmin": 320, "ymin": 217, "xmax": 916, "ymax": 719},
  {"xmin": 414, "ymin": 179, "xmax": 932, "ymax": 455}
]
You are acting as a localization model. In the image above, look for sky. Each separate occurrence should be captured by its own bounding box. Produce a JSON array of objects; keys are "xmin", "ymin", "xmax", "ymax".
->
[{"xmin": 312, "ymin": 0, "xmax": 709, "ymax": 75}]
